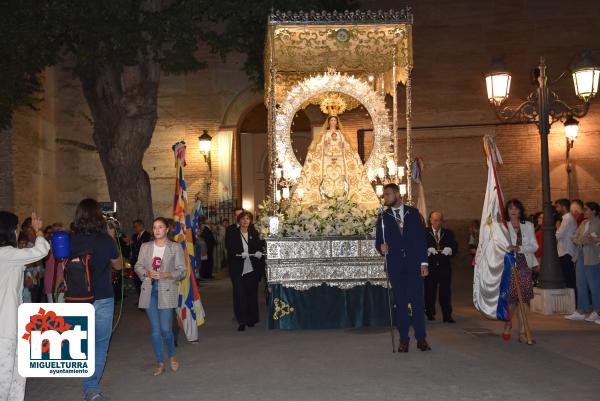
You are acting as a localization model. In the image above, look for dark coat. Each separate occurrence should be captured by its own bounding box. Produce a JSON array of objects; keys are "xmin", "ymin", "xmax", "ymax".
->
[
  {"xmin": 425, "ymin": 227, "xmax": 458, "ymax": 270},
  {"xmin": 375, "ymin": 206, "xmax": 428, "ymax": 278},
  {"xmin": 225, "ymin": 226, "xmax": 265, "ymax": 278},
  {"xmin": 375, "ymin": 205, "xmax": 429, "ymax": 341}
]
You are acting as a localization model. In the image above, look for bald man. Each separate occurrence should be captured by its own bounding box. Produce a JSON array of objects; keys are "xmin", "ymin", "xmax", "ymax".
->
[{"xmin": 425, "ymin": 211, "xmax": 458, "ymax": 323}]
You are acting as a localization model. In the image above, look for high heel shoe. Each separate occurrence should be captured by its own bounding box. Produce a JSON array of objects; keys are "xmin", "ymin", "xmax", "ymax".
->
[
  {"xmin": 153, "ymin": 363, "xmax": 165, "ymax": 376},
  {"xmin": 501, "ymin": 323, "xmax": 512, "ymax": 341},
  {"xmin": 518, "ymin": 334, "xmax": 536, "ymax": 345},
  {"xmin": 170, "ymin": 357, "xmax": 180, "ymax": 372},
  {"xmin": 237, "ymin": 324, "xmax": 246, "ymax": 332}
]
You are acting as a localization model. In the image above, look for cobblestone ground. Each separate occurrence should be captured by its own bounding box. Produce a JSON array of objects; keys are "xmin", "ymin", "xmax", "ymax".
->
[{"xmin": 25, "ymin": 266, "xmax": 600, "ymax": 401}]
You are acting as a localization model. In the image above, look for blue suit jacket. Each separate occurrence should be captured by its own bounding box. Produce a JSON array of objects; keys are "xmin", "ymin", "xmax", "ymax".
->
[{"xmin": 375, "ymin": 205, "xmax": 428, "ymax": 278}]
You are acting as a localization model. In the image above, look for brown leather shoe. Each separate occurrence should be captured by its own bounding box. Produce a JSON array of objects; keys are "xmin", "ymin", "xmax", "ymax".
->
[
  {"xmin": 416, "ymin": 340, "xmax": 431, "ymax": 351},
  {"xmin": 397, "ymin": 342, "xmax": 409, "ymax": 353}
]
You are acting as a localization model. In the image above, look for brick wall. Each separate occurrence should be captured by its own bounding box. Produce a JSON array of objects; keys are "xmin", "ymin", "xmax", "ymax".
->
[{"xmin": 4, "ymin": 0, "xmax": 600, "ymax": 237}]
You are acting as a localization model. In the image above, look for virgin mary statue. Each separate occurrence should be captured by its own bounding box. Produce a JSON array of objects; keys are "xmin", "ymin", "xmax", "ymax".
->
[{"xmin": 293, "ymin": 115, "xmax": 379, "ymax": 209}]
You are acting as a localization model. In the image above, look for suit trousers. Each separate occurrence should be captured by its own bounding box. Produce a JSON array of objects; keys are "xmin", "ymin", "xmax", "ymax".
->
[
  {"xmin": 424, "ymin": 265, "xmax": 453, "ymax": 320},
  {"xmin": 390, "ymin": 273, "xmax": 427, "ymax": 343},
  {"xmin": 231, "ymin": 269, "xmax": 259, "ymax": 325}
]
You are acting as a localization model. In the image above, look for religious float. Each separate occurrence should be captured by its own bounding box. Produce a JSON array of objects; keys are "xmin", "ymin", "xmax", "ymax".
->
[{"xmin": 259, "ymin": 9, "xmax": 417, "ymax": 329}]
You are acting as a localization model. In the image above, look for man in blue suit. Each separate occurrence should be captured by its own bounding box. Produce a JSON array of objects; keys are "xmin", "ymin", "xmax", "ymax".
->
[{"xmin": 376, "ymin": 183, "xmax": 431, "ymax": 352}]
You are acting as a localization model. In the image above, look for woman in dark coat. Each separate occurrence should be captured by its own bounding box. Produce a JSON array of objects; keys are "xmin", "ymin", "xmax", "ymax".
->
[{"xmin": 226, "ymin": 211, "xmax": 265, "ymax": 331}]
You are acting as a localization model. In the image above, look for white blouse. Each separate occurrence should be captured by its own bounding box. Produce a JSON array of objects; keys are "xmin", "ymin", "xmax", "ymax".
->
[{"xmin": 241, "ymin": 232, "xmax": 253, "ymax": 276}]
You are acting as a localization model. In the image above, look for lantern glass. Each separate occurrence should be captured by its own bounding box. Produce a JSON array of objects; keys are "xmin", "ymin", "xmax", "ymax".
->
[
  {"xmin": 367, "ymin": 168, "xmax": 376, "ymax": 181},
  {"xmin": 571, "ymin": 51, "xmax": 600, "ymax": 101},
  {"xmin": 485, "ymin": 73, "xmax": 512, "ymax": 105},
  {"xmin": 564, "ymin": 117, "xmax": 579, "ymax": 141},
  {"xmin": 399, "ymin": 184, "xmax": 407, "ymax": 196},
  {"xmin": 572, "ymin": 68, "xmax": 600, "ymax": 101},
  {"xmin": 269, "ymin": 216, "xmax": 279, "ymax": 235},
  {"xmin": 397, "ymin": 166, "xmax": 405, "ymax": 178},
  {"xmin": 198, "ymin": 131, "xmax": 212, "ymax": 153},
  {"xmin": 296, "ymin": 187, "xmax": 305, "ymax": 200},
  {"xmin": 375, "ymin": 184, "xmax": 384, "ymax": 197},
  {"xmin": 282, "ymin": 187, "xmax": 290, "ymax": 199}
]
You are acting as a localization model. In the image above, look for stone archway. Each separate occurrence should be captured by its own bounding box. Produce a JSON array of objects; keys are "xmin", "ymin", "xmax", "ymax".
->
[{"xmin": 274, "ymin": 72, "xmax": 392, "ymax": 175}]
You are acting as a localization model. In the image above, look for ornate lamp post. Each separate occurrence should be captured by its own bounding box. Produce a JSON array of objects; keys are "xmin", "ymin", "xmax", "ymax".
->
[{"xmin": 484, "ymin": 51, "xmax": 599, "ymax": 290}]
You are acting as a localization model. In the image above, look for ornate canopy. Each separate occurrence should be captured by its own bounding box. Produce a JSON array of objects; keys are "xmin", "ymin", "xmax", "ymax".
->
[
  {"xmin": 264, "ymin": 9, "xmax": 413, "ymax": 104},
  {"xmin": 264, "ymin": 9, "xmax": 416, "ymax": 210}
]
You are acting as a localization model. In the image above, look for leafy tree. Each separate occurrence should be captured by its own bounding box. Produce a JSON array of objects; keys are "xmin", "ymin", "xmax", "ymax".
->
[{"xmin": 0, "ymin": 1, "xmax": 63, "ymax": 128}]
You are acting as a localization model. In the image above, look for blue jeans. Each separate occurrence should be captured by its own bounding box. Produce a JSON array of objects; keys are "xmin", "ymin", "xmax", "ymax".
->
[
  {"xmin": 83, "ymin": 297, "xmax": 114, "ymax": 397},
  {"xmin": 584, "ymin": 264, "xmax": 600, "ymax": 311},
  {"xmin": 575, "ymin": 251, "xmax": 591, "ymax": 311},
  {"xmin": 146, "ymin": 282, "xmax": 176, "ymax": 363}
]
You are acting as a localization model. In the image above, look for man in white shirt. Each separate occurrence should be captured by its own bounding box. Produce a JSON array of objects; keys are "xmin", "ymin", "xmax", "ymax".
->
[{"xmin": 555, "ymin": 199, "xmax": 577, "ymax": 294}]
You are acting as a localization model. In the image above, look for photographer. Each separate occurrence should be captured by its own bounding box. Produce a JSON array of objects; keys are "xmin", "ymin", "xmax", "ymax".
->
[
  {"xmin": 0, "ymin": 211, "xmax": 49, "ymax": 401},
  {"xmin": 70, "ymin": 199, "xmax": 122, "ymax": 401}
]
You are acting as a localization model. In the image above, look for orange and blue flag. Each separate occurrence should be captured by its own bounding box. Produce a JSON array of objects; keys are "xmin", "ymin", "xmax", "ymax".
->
[{"xmin": 172, "ymin": 141, "xmax": 205, "ymax": 341}]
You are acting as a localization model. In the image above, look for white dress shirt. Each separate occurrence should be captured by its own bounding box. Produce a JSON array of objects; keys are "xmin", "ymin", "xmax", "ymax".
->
[
  {"xmin": 391, "ymin": 204, "xmax": 427, "ymax": 266},
  {"xmin": 556, "ymin": 212, "xmax": 577, "ymax": 258},
  {"xmin": 391, "ymin": 204, "xmax": 405, "ymax": 223}
]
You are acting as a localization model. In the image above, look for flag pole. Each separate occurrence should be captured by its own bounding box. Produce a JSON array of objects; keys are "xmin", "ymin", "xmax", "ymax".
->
[
  {"xmin": 380, "ymin": 209, "xmax": 397, "ymax": 353},
  {"xmin": 511, "ymin": 264, "xmax": 534, "ymax": 344}
]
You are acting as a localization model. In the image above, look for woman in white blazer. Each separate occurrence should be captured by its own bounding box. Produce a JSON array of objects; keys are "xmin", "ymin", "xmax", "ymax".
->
[
  {"xmin": 134, "ymin": 217, "xmax": 186, "ymax": 376},
  {"xmin": 502, "ymin": 199, "xmax": 538, "ymax": 345}
]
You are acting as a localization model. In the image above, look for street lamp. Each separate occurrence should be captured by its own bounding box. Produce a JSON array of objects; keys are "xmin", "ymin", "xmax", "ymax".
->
[
  {"xmin": 485, "ymin": 57, "xmax": 512, "ymax": 106},
  {"xmin": 198, "ymin": 130, "xmax": 212, "ymax": 171},
  {"xmin": 484, "ymin": 53, "xmax": 599, "ymax": 291},
  {"xmin": 564, "ymin": 115, "xmax": 579, "ymax": 143},
  {"xmin": 571, "ymin": 50, "xmax": 600, "ymax": 101}
]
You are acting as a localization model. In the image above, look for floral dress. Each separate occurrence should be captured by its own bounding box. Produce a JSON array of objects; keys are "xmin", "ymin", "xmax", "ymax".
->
[{"xmin": 509, "ymin": 228, "xmax": 534, "ymax": 303}]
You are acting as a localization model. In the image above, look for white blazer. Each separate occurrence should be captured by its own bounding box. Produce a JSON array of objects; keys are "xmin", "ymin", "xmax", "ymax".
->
[{"xmin": 508, "ymin": 221, "xmax": 539, "ymax": 269}]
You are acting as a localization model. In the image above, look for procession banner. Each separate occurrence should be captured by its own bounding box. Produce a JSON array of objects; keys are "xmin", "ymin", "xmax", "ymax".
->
[
  {"xmin": 173, "ymin": 142, "xmax": 206, "ymax": 341},
  {"xmin": 473, "ymin": 136, "xmax": 514, "ymax": 321}
]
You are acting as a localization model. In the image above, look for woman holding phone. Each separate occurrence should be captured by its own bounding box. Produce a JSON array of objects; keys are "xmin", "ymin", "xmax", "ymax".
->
[{"xmin": 135, "ymin": 217, "xmax": 186, "ymax": 376}]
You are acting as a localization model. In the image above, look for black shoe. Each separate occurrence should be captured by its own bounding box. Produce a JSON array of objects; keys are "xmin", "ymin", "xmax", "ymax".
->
[
  {"xmin": 247, "ymin": 323, "xmax": 255, "ymax": 328},
  {"xmin": 397, "ymin": 342, "xmax": 409, "ymax": 352},
  {"xmin": 417, "ymin": 340, "xmax": 432, "ymax": 351},
  {"xmin": 427, "ymin": 315, "xmax": 435, "ymax": 321},
  {"xmin": 443, "ymin": 318, "xmax": 456, "ymax": 323},
  {"xmin": 237, "ymin": 324, "xmax": 246, "ymax": 331}
]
